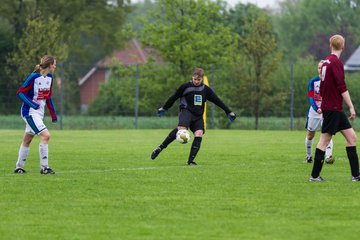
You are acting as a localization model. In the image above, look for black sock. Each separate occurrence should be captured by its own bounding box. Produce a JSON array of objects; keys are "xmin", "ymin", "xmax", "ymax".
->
[
  {"xmin": 311, "ymin": 148, "xmax": 325, "ymax": 178},
  {"xmin": 160, "ymin": 128, "xmax": 178, "ymax": 149},
  {"xmin": 346, "ymin": 146, "xmax": 360, "ymax": 177},
  {"xmin": 188, "ymin": 137, "xmax": 202, "ymax": 163}
]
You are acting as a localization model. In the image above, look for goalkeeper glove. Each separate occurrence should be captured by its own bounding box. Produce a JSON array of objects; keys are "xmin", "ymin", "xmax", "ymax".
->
[
  {"xmin": 157, "ymin": 108, "xmax": 166, "ymax": 117},
  {"xmin": 228, "ymin": 112, "xmax": 236, "ymax": 123}
]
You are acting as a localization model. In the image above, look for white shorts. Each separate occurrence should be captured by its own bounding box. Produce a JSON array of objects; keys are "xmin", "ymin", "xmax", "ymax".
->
[
  {"xmin": 306, "ymin": 117, "xmax": 322, "ymax": 132},
  {"xmin": 22, "ymin": 114, "xmax": 47, "ymax": 135}
]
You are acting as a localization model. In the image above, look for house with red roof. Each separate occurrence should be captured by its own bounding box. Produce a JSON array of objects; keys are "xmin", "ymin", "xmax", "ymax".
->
[{"xmin": 78, "ymin": 38, "xmax": 160, "ymax": 113}]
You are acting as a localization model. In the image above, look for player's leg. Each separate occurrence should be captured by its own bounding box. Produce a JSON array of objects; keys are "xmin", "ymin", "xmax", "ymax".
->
[
  {"xmin": 14, "ymin": 132, "xmax": 34, "ymax": 173},
  {"xmin": 310, "ymin": 110, "xmax": 338, "ymax": 181},
  {"xmin": 150, "ymin": 110, "xmax": 190, "ymax": 160},
  {"xmin": 39, "ymin": 129, "xmax": 54, "ymax": 174},
  {"xmin": 187, "ymin": 116, "xmax": 204, "ymax": 166},
  {"xmin": 187, "ymin": 130, "xmax": 203, "ymax": 165},
  {"xmin": 310, "ymin": 132, "xmax": 332, "ymax": 181},
  {"xmin": 150, "ymin": 127, "xmax": 178, "ymax": 160},
  {"xmin": 341, "ymin": 127, "xmax": 360, "ymax": 180},
  {"xmin": 325, "ymin": 139, "xmax": 335, "ymax": 164},
  {"xmin": 305, "ymin": 117, "xmax": 321, "ymax": 163},
  {"xmin": 305, "ymin": 130, "xmax": 315, "ymax": 163}
]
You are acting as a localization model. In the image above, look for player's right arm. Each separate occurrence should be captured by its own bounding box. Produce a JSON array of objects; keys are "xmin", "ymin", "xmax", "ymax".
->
[
  {"xmin": 162, "ymin": 83, "xmax": 187, "ymax": 110},
  {"xmin": 307, "ymin": 78, "xmax": 318, "ymax": 112},
  {"xmin": 16, "ymin": 73, "xmax": 40, "ymax": 109}
]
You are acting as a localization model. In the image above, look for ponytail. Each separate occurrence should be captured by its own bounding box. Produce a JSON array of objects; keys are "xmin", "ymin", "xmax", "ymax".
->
[
  {"xmin": 32, "ymin": 55, "xmax": 55, "ymax": 73},
  {"xmin": 33, "ymin": 64, "xmax": 41, "ymax": 73}
]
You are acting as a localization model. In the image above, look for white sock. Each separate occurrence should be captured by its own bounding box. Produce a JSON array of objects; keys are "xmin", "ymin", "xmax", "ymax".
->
[
  {"xmin": 305, "ymin": 137, "xmax": 312, "ymax": 158},
  {"xmin": 325, "ymin": 139, "xmax": 334, "ymax": 159},
  {"xmin": 39, "ymin": 143, "xmax": 49, "ymax": 169},
  {"xmin": 16, "ymin": 145, "xmax": 30, "ymax": 168}
]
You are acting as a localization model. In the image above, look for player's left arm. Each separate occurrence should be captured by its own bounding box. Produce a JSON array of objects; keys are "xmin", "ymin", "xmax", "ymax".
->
[
  {"xmin": 342, "ymin": 90, "xmax": 356, "ymax": 120},
  {"xmin": 206, "ymin": 86, "xmax": 236, "ymax": 122},
  {"xmin": 307, "ymin": 79, "xmax": 318, "ymax": 112},
  {"xmin": 46, "ymin": 87, "xmax": 57, "ymax": 122}
]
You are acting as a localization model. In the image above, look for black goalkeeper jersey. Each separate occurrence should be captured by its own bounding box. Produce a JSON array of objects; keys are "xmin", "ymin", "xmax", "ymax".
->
[{"xmin": 162, "ymin": 81, "xmax": 232, "ymax": 117}]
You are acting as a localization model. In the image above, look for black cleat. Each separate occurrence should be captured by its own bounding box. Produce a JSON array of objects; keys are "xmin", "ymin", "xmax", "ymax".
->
[
  {"xmin": 187, "ymin": 161, "xmax": 197, "ymax": 166},
  {"xmin": 309, "ymin": 176, "xmax": 324, "ymax": 182},
  {"xmin": 306, "ymin": 156, "xmax": 312, "ymax": 163},
  {"xmin": 40, "ymin": 167, "xmax": 55, "ymax": 174},
  {"xmin": 352, "ymin": 176, "xmax": 360, "ymax": 182},
  {"xmin": 14, "ymin": 168, "xmax": 26, "ymax": 174},
  {"xmin": 151, "ymin": 147, "xmax": 162, "ymax": 160}
]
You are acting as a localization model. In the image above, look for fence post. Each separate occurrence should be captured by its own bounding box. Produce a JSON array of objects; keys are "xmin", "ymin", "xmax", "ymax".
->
[
  {"xmin": 290, "ymin": 62, "xmax": 294, "ymax": 130},
  {"xmin": 211, "ymin": 63, "xmax": 215, "ymax": 129},
  {"xmin": 59, "ymin": 63, "xmax": 64, "ymax": 130},
  {"xmin": 134, "ymin": 64, "xmax": 139, "ymax": 129}
]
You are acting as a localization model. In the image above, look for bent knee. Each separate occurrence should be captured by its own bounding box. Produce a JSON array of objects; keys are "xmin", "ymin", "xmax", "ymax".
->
[
  {"xmin": 348, "ymin": 134, "xmax": 357, "ymax": 146},
  {"xmin": 194, "ymin": 130, "xmax": 203, "ymax": 137},
  {"xmin": 307, "ymin": 131, "xmax": 315, "ymax": 140},
  {"xmin": 40, "ymin": 131, "xmax": 51, "ymax": 142}
]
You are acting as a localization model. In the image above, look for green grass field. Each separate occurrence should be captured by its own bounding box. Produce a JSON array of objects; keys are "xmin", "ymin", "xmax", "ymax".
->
[{"xmin": 1, "ymin": 129, "xmax": 360, "ymax": 239}]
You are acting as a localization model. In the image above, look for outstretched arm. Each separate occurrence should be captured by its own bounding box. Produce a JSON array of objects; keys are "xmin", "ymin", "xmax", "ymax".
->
[
  {"xmin": 157, "ymin": 84, "xmax": 186, "ymax": 117},
  {"xmin": 206, "ymin": 87, "xmax": 231, "ymax": 114},
  {"xmin": 207, "ymin": 87, "xmax": 236, "ymax": 122}
]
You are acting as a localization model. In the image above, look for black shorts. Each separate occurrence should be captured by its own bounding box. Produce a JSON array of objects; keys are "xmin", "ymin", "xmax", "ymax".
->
[
  {"xmin": 322, "ymin": 110, "xmax": 352, "ymax": 135},
  {"xmin": 178, "ymin": 109, "xmax": 205, "ymax": 133}
]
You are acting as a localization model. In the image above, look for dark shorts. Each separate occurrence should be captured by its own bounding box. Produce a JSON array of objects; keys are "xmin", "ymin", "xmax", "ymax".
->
[
  {"xmin": 322, "ymin": 110, "xmax": 352, "ymax": 135},
  {"xmin": 178, "ymin": 109, "xmax": 205, "ymax": 133}
]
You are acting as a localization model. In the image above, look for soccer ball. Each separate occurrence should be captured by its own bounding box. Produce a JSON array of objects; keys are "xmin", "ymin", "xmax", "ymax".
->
[{"xmin": 176, "ymin": 129, "xmax": 191, "ymax": 144}]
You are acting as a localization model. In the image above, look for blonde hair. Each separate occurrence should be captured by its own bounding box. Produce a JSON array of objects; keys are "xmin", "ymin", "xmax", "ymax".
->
[
  {"xmin": 318, "ymin": 60, "xmax": 324, "ymax": 68},
  {"xmin": 33, "ymin": 55, "xmax": 56, "ymax": 72},
  {"xmin": 329, "ymin": 34, "xmax": 345, "ymax": 51}
]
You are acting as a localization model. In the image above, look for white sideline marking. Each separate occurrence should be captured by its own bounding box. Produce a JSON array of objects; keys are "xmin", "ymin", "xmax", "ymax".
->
[
  {"xmin": 58, "ymin": 165, "xmax": 190, "ymax": 174},
  {"xmin": 3, "ymin": 165, "xmax": 195, "ymax": 176}
]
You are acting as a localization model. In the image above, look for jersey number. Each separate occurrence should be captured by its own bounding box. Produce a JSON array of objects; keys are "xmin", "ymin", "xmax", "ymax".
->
[{"xmin": 321, "ymin": 66, "xmax": 327, "ymax": 81}]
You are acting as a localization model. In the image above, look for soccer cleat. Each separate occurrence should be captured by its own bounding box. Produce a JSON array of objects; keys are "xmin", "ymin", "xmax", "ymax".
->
[
  {"xmin": 325, "ymin": 156, "xmax": 335, "ymax": 164},
  {"xmin": 14, "ymin": 168, "xmax": 26, "ymax": 174},
  {"xmin": 150, "ymin": 146, "xmax": 162, "ymax": 160},
  {"xmin": 187, "ymin": 161, "xmax": 197, "ymax": 166},
  {"xmin": 352, "ymin": 176, "xmax": 360, "ymax": 182},
  {"xmin": 40, "ymin": 167, "xmax": 55, "ymax": 174},
  {"xmin": 306, "ymin": 156, "xmax": 313, "ymax": 163},
  {"xmin": 309, "ymin": 176, "xmax": 324, "ymax": 182}
]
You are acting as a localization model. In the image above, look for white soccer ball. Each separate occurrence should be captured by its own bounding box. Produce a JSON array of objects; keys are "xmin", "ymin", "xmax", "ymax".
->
[{"xmin": 176, "ymin": 129, "xmax": 191, "ymax": 144}]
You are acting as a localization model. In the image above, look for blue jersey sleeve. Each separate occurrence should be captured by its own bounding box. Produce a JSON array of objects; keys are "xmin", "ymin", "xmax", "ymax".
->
[
  {"xmin": 16, "ymin": 73, "xmax": 40, "ymax": 109},
  {"xmin": 307, "ymin": 77, "xmax": 318, "ymax": 112}
]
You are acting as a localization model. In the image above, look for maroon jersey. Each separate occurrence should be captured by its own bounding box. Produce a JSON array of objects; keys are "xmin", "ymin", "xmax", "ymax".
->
[{"xmin": 320, "ymin": 54, "xmax": 347, "ymax": 112}]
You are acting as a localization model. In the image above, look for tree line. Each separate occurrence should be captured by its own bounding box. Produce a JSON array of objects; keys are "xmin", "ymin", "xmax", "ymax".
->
[{"xmin": 1, "ymin": 0, "xmax": 360, "ymax": 129}]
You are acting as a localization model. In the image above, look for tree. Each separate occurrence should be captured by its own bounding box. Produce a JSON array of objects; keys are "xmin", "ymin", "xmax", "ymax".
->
[
  {"xmin": 139, "ymin": 0, "xmax": 238, "ymax": 77},
  {"xmin": 276, "ymin": 0, "xmax": 360, "ymax": 61},
  {"xmin": 0, "ymin": 0, "xmax": 131, "ymax": 114},
  {"xmin": 238, "ymin": 12, "xmax": 283, "ymax": 129},
  {"xmin": 7, "ymin": 14, "xmax": 68, "ymax": 82},
  {"xmin": 3, "ymin": 14, "xmax": 68, "ymax": 113}
]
